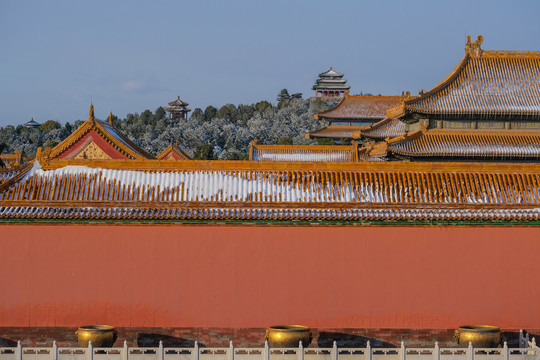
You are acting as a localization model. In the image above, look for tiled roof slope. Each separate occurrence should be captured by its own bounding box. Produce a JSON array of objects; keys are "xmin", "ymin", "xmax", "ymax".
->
[
  {"xmin": 403, "ymin": 36, "xmax": 540, "ymax": 117},
  {"xmin": 316, "ymin": 92, "xmax": 402, "ymax": 120},
  {"xmin": 2, "ymin": 161, "xmax": 540, "ymax": 222},
  {"xmin": 156, "ymin": 141, "xmax": 191, "ymax": 160},
  {"xmin": 306, "ymin": 126, "xmax": 365, "ymax": 139},
  {"xmin": 388, "ymin": 129, "xmax": 540, "ymax": 158},
  {"xmin": 168, "ymin": 96, "xmax": 189, "ymax": 106},
  {"xmin": 250, "ymin": 141, "xmax": 358, "ymax": 162},
  {"xmin": 360, "ymin": 117, "xmax": 406, "ymax": 140},
  {"xmin": 0, "ymin": 162, "xmax": 33, "ymax": 185},
  {"xmin": 49, "ymin": 106, "xmax": 153, "ymax": 160}
]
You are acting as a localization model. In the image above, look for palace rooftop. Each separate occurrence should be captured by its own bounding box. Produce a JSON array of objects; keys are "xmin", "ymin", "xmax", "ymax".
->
[
  {"xmin": 312, "ymin": 67, "xmax": 351, "ymax": 98},
  {"xmin": 1, "ymin": 36, "xmax": 540, "ymax": 224}
]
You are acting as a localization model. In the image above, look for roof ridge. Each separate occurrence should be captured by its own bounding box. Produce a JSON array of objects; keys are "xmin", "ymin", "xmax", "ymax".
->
[
  {"xmin": 481, "ymin": 50, "xmax": 540, "ymax": 58},
  {"xmin": 404, "ymin": 53, "xmax": 470, "ymax": 106},
  {"xmin": 425, "ymin": 129, "xmax": 540, "ymax": 136},
  {"xmin": 34, "ymin": 158, "xmax": 540, "ymax": 173},
  {"xmin": 251, "ymin": 142, "xmax": 358, "ymax": 152}
]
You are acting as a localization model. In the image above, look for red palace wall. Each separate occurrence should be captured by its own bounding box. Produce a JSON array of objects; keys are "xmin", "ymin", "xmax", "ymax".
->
[{"xmin": 0, "ymin": 224, "xmax": 539, "ymax": 329}]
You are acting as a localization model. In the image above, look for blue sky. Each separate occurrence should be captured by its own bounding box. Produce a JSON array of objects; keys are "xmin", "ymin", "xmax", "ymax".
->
[{"xmin": 1, "ymin": 0, "xmax": 539, "ymax": 126}]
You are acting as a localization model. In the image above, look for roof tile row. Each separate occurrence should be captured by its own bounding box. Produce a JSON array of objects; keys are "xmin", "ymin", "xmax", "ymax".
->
[{"xmin": 389, "ymin": 130, "xmax": 540, "ymax": 158}]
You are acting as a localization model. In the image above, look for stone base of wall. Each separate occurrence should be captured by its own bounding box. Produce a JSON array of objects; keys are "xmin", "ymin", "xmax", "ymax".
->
[{"xmin": 0, "ymin": 328, "xmax": 537, "ymax": 348}]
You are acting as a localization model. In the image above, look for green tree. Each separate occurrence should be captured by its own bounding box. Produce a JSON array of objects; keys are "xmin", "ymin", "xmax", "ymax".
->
[
  {"xmin": 191, "ymin": 108, "xmax": 204, "ymax": 122},
  {"xmin": 316, "ymin": 138, "xmax": 336, "ymax": 145},
  {"xmin": 40, "ymin": 120, "xmax": 61, "ymax": 132},
  {"xmin": 277, "ymin": 137, "xmax": 293, "ymax": 145},
  {"xmin": 217, "ymin": 104, "xmax": 239, "ymax": 122},
  {"xmin": 310, "ymin": 98, "xmax": 331, "ymax": 113},
  {"xmin": 140, "ymin": 109, "xmax": 154, "ymax": 125},
  {"xmin": 155, "ymin": 106, "xmax": 166, "ymax": 119},
  {"xmin": 44, "ymin": 140, "xmax": 59, "ymax": 148},
  {"xmin": 193, "ymin": 144, "xmax": 215, "ymax": 160},
  {"xmin": 237, "ymin": 104, "xmax": 254, "ymax": 123},
  {"xmin": 255, "ymin": 101, "xmax": 272, "ymax": 112},
  {"xmin": 204, "ymin": 106, "xmax": 218, "ymax": 121},
  {"xmin": 277, "ymin": 88, "xmax": 290, "ymax": 102},
  {"xmin": 222, "ymin": 150, "xmax": 248, "ymax": 160},
  {"xmin": 277, "ymin": 89, "xmax": 290, "ymax": 109}
]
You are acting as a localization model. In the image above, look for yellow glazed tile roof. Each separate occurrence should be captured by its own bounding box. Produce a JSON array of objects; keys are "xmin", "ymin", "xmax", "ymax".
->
[
  {"xmin": 388, "ymin": 129, "xmax": 540, "ymax": 158},
  {"xmin": 403, "ymin": 36, "xmax": 540, "ymax": 117}
]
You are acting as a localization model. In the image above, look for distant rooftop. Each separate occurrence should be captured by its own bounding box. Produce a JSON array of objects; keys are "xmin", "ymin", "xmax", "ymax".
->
[
  {"xmin": 315, "ymin": 92, "xmax": 402, "ymax": 121},
  {"xmin": 312, "ymin": 67, "xmax": 351, "ymax": 97},
  {"xmin": 23, "ymin": 118, "xmax": 40, "ymax": 128},
  {"xmin": 318, "ymin": 67, "xmax": 344, "ymax": 78}
]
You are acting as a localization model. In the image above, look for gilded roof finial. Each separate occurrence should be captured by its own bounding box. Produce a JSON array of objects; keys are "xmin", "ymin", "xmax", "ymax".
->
[
  {"xmin": 465, "ymin": 35, "xmax": 484, "ymax": 57},
  {"xmin": 108, "ymin": 111, "xmax": 113, "ymax": 125},
  {"xmin": 89, "ymin": 103, "xmax": 95, "ymax": 121}
]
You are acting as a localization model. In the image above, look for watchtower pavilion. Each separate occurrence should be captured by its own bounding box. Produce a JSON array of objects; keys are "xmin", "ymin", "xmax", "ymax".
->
[
  {"xmin": 166, "ymin": 96, "xmax": 191, "ymax": 120},
  {"xmin": 312, "ymin": 67, "xmax": 351, "ymax": 97}
]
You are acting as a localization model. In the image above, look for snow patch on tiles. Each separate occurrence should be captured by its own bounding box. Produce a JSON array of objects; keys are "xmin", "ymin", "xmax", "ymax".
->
[{"xmin": 4, "ymin": 165, "xmax": 540, "ymax": 206}]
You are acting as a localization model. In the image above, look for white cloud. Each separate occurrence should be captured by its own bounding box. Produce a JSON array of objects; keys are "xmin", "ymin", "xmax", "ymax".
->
[{"xmin": 122, "ymin": 80, "xmax": 149, "ymax": 93}]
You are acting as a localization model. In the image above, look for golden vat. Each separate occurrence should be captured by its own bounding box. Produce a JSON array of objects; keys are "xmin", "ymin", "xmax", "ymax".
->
[
  {"xmin": 454, "ymin": 325, "xmax": 501, "ymax": 348},
  {"xmin": 265, "ymin": 325, "xmax": 312, "ymax": 348},
  {"xmin": 76, "ymin": 325, "xmax": 118, "ymax": 347}
]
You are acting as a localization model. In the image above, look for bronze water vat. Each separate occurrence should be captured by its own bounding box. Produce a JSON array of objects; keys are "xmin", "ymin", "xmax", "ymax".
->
[
  {"xmin": 265, "ymin": 325, "xmax": 312, "ymax": 347},
  {"xmin": 76, "ymin": 325, "xmax": 118, "ymax": 347},
  {"xmin": 454, "ymin": 325, "xmax": 501, "ymax": 348}
]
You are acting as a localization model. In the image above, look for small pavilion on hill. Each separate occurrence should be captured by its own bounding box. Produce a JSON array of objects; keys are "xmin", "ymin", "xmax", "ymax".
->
[
  {"xmin": 308, "ymin": 91, "xmax": 402, "ymax": 139},
  {"xmin": 166, "ymin": 96, "xmax": 191, "ymax": 120},
  {"xmin": 23, "ymin": 118, "xmax": 40, "ymax": 128},
  {"xmin": 312, "ymin": 67, "xmax": 351, "ymax": 97}
]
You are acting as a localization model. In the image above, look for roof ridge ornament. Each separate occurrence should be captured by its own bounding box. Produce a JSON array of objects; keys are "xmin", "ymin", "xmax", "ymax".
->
[
  {"xmin": 465, "ymin": 35, "xmax": 484, "ymax": 57},
  {"xmin": 88, "ymin": 103, "xmax": 96, "ymax": 123},
  {"xmin": 108, "ymin": 111, "xmax": 114, "ymax": 125},
  {"xmin": 404, "ymin": 91, "xmax": 411, "ymax": 100}
]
